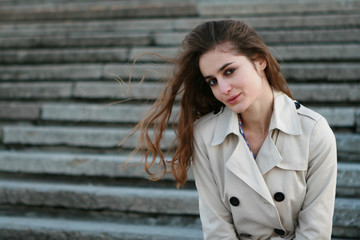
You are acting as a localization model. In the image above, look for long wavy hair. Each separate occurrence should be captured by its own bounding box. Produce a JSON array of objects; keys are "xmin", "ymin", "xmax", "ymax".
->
[{"xmin": 126, "ymin": 20, "xmax": 293, "ymax": 188}]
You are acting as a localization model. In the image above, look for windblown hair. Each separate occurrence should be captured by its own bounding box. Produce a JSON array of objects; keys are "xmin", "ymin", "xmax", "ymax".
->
[{"xmin": 127, "ymin": 20, "xmax": 292, "ymax": 188}]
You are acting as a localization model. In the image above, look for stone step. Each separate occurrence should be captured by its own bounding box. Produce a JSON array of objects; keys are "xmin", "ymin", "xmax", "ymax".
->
[
  {"xmin": 0, "ymin": 151, "xmax": 357, "ymax": 195},
  {"xmin": 0, "ymin": 14, "xmax": 358, "ymax": 37},
  {"xmin": 1, "ymin": 82, "xmax": 359, "ymax": 105},
  {"xmin": 0, "ymin": 214, "xmax": 356, "ymax": 240},
  {"xmin": 0, "ymin": 1, "xmax": 198, "ymax": 21},
  {"xmin": 0, "ymin": 0, "xmax": 358, "ymax": 22},
  {"xmin": 198, "ymin": 0, "xmax": 360, "ymax": 17},
  {"xmin": 0, "ymin": 102, "xmax": 357, "ymax": 128},
  {"xmin": 2, "ymin": 125, "xmax": 360, "ymax": 154},
  {"xmin": 0, "ymin": 215, "xmax": 203, "ymax": 240},
  {"xmin": 289, "ymin": 83, "xmax": 360, "ymax": 102},
  {"xmin": 1, "ymin": 28, "xmax": 359, "ymax": 49},
  {"xmin": 0, "ymin": 63, "xmax": 359, "ymax": 82},
  {"xmin": 1, "ymin": 125, "xmax": 175, "ymax": 149},
  {"xmin": 1, "ymin": 44, "xmax": 359, "ymax": 64},
  {"xmin": 0, "ymin": 178, "xmax": 358, "ymax": 238},
  {"xmin": 0, "ymin": 178, "xmax": 199, "ymax": 215}
]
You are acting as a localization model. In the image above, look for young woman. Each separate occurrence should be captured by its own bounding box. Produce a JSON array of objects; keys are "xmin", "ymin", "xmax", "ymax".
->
[{"xmin": 128, "ymin": 20, "xmax": 337, "ymax": 239}]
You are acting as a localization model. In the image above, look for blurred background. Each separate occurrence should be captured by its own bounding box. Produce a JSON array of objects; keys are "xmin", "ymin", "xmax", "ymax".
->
[{"xmin": 0, "ymin": 0, "xmax": 359, "ymax": 239}]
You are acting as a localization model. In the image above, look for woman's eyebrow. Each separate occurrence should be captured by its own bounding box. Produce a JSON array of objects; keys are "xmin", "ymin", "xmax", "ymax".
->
[{"xmin": 204, "ymin": 62, "xmax": 234, "ymax": 79}]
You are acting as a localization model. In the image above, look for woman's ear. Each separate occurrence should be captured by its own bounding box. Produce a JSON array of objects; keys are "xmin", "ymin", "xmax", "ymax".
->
[{"xmin": 255, "ymin": 57, "xmax": 267, "ymax": 71}]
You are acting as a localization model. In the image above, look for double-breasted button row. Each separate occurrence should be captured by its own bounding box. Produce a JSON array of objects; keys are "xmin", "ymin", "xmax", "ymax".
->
[{"xmin": 230, "ymin": 193, "xmax": 284, "ymax": 207}]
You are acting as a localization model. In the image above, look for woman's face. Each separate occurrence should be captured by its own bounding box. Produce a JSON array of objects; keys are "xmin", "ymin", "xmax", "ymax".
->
[{"xmin": 199, "ymin": 43, "xmax": 267, "ymax": 114}]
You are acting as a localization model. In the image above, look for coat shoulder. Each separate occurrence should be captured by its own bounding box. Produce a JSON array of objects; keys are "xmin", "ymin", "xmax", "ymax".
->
[
  {"xmin": 296, "ymin": 102, "xmax": 323, "ymax": 123},
  {"xmin": 194, "ymin": 108, "xmax": 223, "ymax": 128}
]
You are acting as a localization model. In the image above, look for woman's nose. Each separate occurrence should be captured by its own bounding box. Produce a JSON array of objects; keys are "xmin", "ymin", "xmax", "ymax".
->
[{"xmin": 218, "ymin": 79, "xmax": 231, "ymax": 94}]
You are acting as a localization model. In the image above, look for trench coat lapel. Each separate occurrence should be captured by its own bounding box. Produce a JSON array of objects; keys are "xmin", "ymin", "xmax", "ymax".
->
[{"xmin": 211, "ymin": 107, "xmax": 275, "ymax": 205}]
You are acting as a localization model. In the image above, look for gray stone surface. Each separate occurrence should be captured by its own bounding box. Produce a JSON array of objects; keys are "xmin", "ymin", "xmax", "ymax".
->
[
  {"xmin": 173, "ymin": 14, "xmax": 360, "ymax": 31},
  {"xmin": 40, "ymin": 102, "xmax": 356, "ymax": 127},
  {"xmin": 0, "ymin": 102, "xmax": 40, "ymax": 120},
  {"xmin": 0, "ymin": 2, "xmax": 198, "ymax": 21},
  {"xmin": 337, "ymin": 163, "xmax": 360, "ymax": 189},
  {"xmin": 290, "ymin": 84, "xmax": 360, "ymax": 102},
  {"xmin": 103, "ymin": 63, "xmax": 171, "ymax": 80},
  {"xmin": 0, "ymin": 48, "xmax": 129, "ymax": 64},
  {"xmin": 0, "ymin": 34, "xmax": 151, "ymax": 49},
  {"xmin": 356, "ymin": 109, "xmax": 360, "ymax": 133},
  {"xmin": 73, "ymin": 82, "xmax": 165, "ymax": 99},
  {"xmin": 0, "ymin": 83, "xmax": 72, "ymax": 99},
  {"xmin": 260, "ymin": 29, "xmax": 360, "ymax": 44},
  {"xmin": 1, "ymin": 62, "xmax": 358, "ymax": 82},
  {"xmin": 336, "ymin": 133, "xmax": 360, "ymax": 154},
  {"xmin": 198, "ymin": 0, "xmax": 360, "ymax": 16},
  {"xmin": 334, "ymin": 197, "xmax": 360, "ymax": 228},
  {"xmin": 312, "ymin": 107, "xmax": 356, "ymax": 128},
  {"xmin": 1, "ymin": 14, "xmax": 359, "ymax": 38},
  {"xmin": 0, "ymin": 151, "xmax": 154, "ymax": 178},
  {"xmin": 0, "ymin": 64, "xmax": 102, "ymax": 81},
  {"xmin": 2, "ymin": 126, "xmax": 176, "ymax": 149},
  {"xmin": 0, "ymin": 19, "xmax": 173, "ymax": 37},
  {"xmin": 41, "ymin": 103, "xmax": 180, "ymax": 123},
  {"xmin": 0, "ymin": 216, "xmax": 203, "ymax": 240},
  {"xmin": 0, "ymin": 179, "xmax": 199, "ymax": 214},
  {"xmin": 271, "ymin": 45, "xmax": 360, "ymax": 61}
]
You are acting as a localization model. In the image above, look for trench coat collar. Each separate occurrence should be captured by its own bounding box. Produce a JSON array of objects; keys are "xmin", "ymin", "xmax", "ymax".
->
[
  {"xmin": 211, "ymin": 89, "xmax": 302, "ymax": 146},
  {"xmin": 269, "ymin": 90, "xmax": 302, "ymax": 136}
]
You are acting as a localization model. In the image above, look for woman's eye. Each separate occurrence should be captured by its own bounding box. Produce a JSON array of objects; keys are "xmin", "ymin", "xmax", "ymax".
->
[
  {"xmin": 208, "ymin": 78, "xmax": 217, "ymax": 86},
  {"xmin": 225, "ymin": 68, "xmax": 235, "ymax": 75}
]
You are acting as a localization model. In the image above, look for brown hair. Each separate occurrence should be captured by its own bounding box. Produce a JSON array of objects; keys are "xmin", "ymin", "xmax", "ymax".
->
[{"xmin": 126, "ymin": 20, "xmax": 292, "ymax": 188}]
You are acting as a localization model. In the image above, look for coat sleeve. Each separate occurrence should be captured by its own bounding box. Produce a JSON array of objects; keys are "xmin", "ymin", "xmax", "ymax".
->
[
  {"xmin": 295, "ymin": 117, "xmax": 337, "ymax": 239},
  {"xmin": 192, "ymin": 129, "xmax": 239, "ymax": 240}
]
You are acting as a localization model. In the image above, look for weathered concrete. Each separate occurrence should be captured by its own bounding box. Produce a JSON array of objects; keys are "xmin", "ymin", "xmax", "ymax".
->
[
  {"xmin": 2, "ymin": 125, "xmax": 359, "ymax": 154},
  {"xmin": 290, "ymin": 84, "xmax": 360, "ymax": 102},
  {"xmin": 73, "ymin": 82, "xmax": 165, "ymax": 99},
  {"xmin": 2, "ymin": 126, "xmax": 176, "ymax": 149},
  {"xmin": 312, "ymin": 107, "xmax": 356, "ymax": 128},
  {"xmin": 0, "ymin": 216, "xmax": 203, "ymax": 240},
  {"xmin": 41, "ymin": 103, "xmax": 180, "ymax": 123},
  {"xmin": 0, "ymin": 64, "xmax": 102, "ymax": 81},
  {"xmin": 0, "ymin": 102, "xmax": 40, "ymax": 120},
  {"xmin": 1, "ymin": 14, "xmax": 359, "ymax": 37},
  {"xmin": 0, "ymin": 83, "xmax": 72, "ymax": 99},
  {"xmin": 174, "ymin": 14, "xmax": 360, "ymax": 31},
  {"xmin": 0, "ymin": 48, "xmax": 129, "ymax": 64},
  {"xmin": 356, "ymin": 109, "xmax": 360, "ymax": 133},
  {"xmin": 39, "ymin": 102, "xmax": 357, "ymax": 127},
  {"xmin": 0, "ymin": 179, "xmax": 199, "ymax": 214},
  {"xmin": 335, "ymin": 133, "xmax": 360, "ymax": 154},
  {"xmin": 2, "ymin": 62, "xmax": 358, "ymax": 82},
  {"xmin": 283, "ymin": 63, "xmax": 360, "ymax": 81},
  {"xmin": 0, "ymin": 2, "xmax": 198, "ymax": 21},
  {"xmin": 0, "ymin": 34, "xmax": 151, "ymax": 49},
  {"xmin": 198, "ymin": 0, "xmax": 360, "ymax": 16}
]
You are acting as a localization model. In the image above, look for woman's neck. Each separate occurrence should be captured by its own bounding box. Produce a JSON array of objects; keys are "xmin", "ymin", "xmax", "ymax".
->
[{"xmin": 241, "ymin": 85, "xmax": 274, "ymax": 136}]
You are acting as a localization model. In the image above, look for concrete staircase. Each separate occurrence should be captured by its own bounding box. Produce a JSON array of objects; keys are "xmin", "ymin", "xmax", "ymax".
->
[{"xmin": 0, "ymin": 0, "xmax": 359, "ymax": 239}]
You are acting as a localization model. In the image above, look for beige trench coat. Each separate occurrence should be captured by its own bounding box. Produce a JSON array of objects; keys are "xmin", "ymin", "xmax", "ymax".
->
[{"xmin": 192, "ymin": 90, "xmax": 337, "ymax": 240}]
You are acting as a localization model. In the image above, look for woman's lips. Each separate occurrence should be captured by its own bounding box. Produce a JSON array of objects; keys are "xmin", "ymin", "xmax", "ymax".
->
[{"xmin": 227, "ymin": 94, "xmax": 241, "ymax": 104}]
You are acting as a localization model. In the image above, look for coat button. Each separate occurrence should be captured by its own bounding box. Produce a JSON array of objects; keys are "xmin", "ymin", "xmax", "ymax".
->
[
  {"xmin": 294, "ymin": 101, "xmax": 301, "ymax": 109},
  {"xmin": 240, "ymin": 233, "xmax": 252, "ymax": 238},
  {"xmin": 229, "ymin": 197, "xmax": 240, "ymax": 206},
  {"xmin": 274, "ymin": 229, "xmax": 285, "ymax": 235},
  {"xmin": 274, "ymin": 192, "xmax": 285, "ymax": 202}
]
